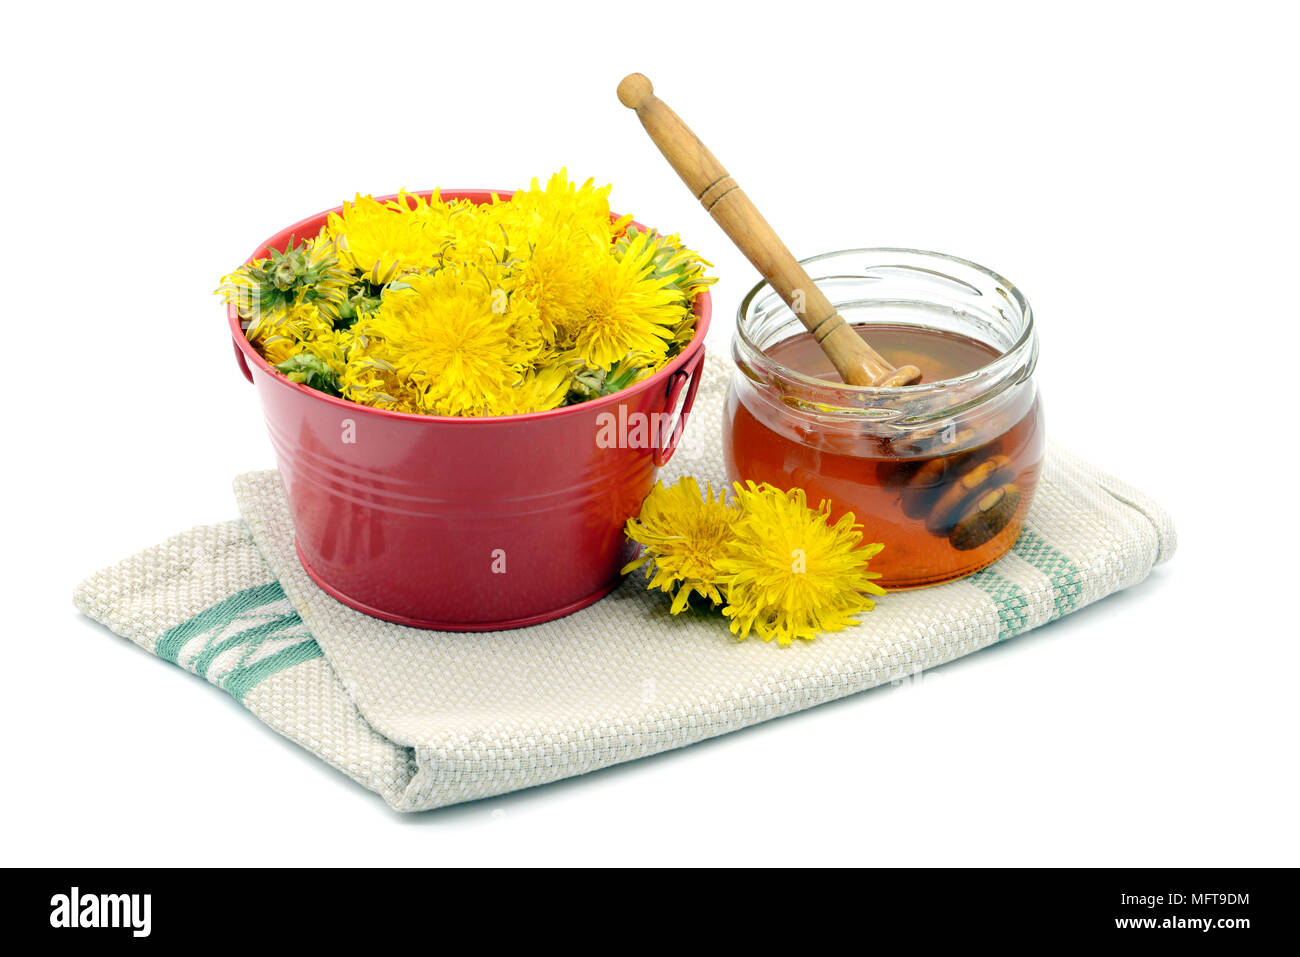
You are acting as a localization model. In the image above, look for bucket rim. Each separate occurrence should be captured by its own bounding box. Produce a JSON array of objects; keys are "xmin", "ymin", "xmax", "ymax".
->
[{"xmin": 227, "ymin": 187, "xmax": 712, "ymax": 425}]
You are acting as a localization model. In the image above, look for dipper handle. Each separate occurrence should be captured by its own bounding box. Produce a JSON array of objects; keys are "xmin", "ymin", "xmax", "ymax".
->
[{"xmin": 617, "ymin": 73, "xmax": 921, "ymax": 388}]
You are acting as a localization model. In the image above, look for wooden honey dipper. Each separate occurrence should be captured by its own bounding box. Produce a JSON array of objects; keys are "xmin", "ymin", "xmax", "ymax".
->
[
  {"xmin": 621, "ymin": 74, "xmax": 1032, "ymax": 552},
  {"xmin": 617, "ymin": 73, "xmax": 921, "ymax": 388}
]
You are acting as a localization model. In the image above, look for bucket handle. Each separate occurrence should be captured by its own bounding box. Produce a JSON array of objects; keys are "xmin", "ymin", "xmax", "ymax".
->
[
  {"xmin": 233, "ymin": 338, "xmax": 255, "ymax": 383},
  {"xmin": 652, "ymin": 345, "xmax": 706, "ymax": 467}
]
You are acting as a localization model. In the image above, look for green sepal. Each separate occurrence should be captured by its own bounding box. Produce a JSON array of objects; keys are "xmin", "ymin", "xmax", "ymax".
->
[{"xmin": 275, "ymin": 353, "xmax": 342, "ymax": 397}]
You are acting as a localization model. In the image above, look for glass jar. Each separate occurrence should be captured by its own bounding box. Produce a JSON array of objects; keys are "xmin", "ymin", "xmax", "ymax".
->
[{"xmin": 723, "ymin": 248, "xmax": 1045, "ymax": 589}]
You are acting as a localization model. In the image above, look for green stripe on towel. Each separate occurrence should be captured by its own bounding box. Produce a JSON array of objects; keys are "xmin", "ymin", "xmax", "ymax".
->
[
  {"xmin": 1013, "ymin": 528, "xmax": 1083, "ymax": 619},
  {"xmin": 967, "ymin": 567, "xmax": 1030, "ymax": 641},
  {"xmin": 155, "ymin": 582, "xmax": 322, "ymax": 703}
]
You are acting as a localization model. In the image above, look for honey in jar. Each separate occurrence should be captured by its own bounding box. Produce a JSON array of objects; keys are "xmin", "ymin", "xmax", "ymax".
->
[{"xmin": 724, "ymin": 249, "xmax": 1045, "ymax": 589}]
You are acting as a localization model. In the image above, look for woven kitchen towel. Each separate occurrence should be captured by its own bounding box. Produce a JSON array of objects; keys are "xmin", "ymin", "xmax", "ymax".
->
[{"xmin": 75, "ymin": 352, "xmax": 1175, "ymax": 811}]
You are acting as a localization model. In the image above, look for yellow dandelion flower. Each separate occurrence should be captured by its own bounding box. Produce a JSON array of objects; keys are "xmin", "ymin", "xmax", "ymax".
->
[
  {"xmin": 217, "ymin": 234, "xmax": 351, "ymax": 336},
  {"xmin": 624, "ymin": 477, "xmax": 738, "ymax": 613},
  {"xmin": 406, "ymin": 192, "xmax": 512, "ymax": 270},
  {"xmin": 575, "ymin": 230, "xmax": 684, "ymax": 371},
  {"xmin": 616, "ymin": 227, "xmax": 716, "ymax": 303},
  {"xmin": 354, "ymin": 269, "xmax": 532, "ymax": 417},
  {"xmin": 300, "ymin": 327, "xmax": 354, "ymax": 378},
  {"xmin": 504, "ymin": 169, "xmax": 631, "ymax": 247},
  {"xmin": 257, "ymin": 334, "xmax": 300, "ymax": 367},
  {"xmin": 488, "ymin": 363, "xmax": 573, "ymax": 416},
  {"xmin": 717, "ymin": 482, "xmax": 887, "ymax": 646},
  {"xmin": 509, "ymin": 232, "xmax": 607, "ymax": 346},
  {"xmin": 498, "ymin": 288, "xmax": 549, "ymax": 367},
  {"xmin": 339, "ymin": 354, "xmax": 418, "ymax": 413},
  {"xmin": 246, "ymin": 300, "xmax": 333, "ymax": 359},
  {"xmin": 385, "ymin": 188, "xmax": 452, "ymax": 224},
  {"xmin": 614, "ymin": 227, "xmax": 714, "ymax": 357},
  {"xmin": 326, "ymin": 193, "xmax": 437, "ymax": 283}
]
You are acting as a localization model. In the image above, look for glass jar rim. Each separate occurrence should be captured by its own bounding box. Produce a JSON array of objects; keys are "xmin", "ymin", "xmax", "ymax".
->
[{"xmin": 735, "ymin": 247, "xmax": 1036, "ymax": 405}]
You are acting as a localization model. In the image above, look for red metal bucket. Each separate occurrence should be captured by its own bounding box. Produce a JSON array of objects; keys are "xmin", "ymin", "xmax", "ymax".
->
[{"xmin": 228, "ymin": 189, "xmax": 710, "ymax": 630}]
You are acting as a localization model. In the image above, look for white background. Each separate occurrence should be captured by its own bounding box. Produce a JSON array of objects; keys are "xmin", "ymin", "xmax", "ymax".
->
[{"xmin": 3, "ymin": 0, "xmax": 1296, "ymax": 866}]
